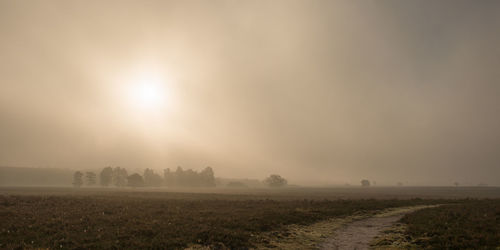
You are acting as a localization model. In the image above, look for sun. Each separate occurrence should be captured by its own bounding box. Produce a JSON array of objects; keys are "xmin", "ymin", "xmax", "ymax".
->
[
  {"xmin": 130, "ymin": 73, "xmax": 167, "ymax": 109},
  {"xmin": 121, "ymin": 70, "xmax": 174, "ymax": 116}
]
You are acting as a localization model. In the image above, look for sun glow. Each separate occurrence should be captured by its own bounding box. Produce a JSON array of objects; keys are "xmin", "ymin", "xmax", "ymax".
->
[
  {"xmin": 107, "ymin": 63, "xmax": 181, "ymax": 135},
  {"xmin": 121, "ymin": 70, "xmax": 174, "ymax": 116},
  {"xmin": 129, "ymin": 73, "xmax": 167, "ymax": 110}
]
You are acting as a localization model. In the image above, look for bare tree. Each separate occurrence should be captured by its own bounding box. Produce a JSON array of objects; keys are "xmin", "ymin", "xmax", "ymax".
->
[
  {"xmin": 361, "ymin": 179, "xmax": 370, "ymax": 187},
  {"xmin": 163, "ymin": 168, "xmax": 174, "ymax": 186},
  {"xmin": 85, "ymin": 172, "xmax": 97, "ymax": 186},
  {"xmin": 127, "ymin": 173, "xmax": 144, "ymax": 187},
  {"xmin": 100, "ymin": 167, "xmax": 113, "ymax": 187},
  {"xmin": 164, "ymin": 166, "xmax": 217, "ymax": 187},
  {"xmin": 144, "ymin": 168, "xmax": 163, "ymax": 187},
  {"xmin": 113, "ymin": 167, "xmax": 128, "ymax": 187},
  {"xmin": 73, "ymin": 171, "xmax": 84, "ymax": 188},
  {"xmin": 264, "ymin": 174, "xmax": 288, "ymax": 188},
  {"xmin": 200, "ymin": 166, "xmax": 216, "ymax": 187}
]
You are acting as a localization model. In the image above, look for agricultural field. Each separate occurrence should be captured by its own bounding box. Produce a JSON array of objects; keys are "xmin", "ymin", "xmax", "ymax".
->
[{"xmin": 0, "ymin": 187, "xmax": 499, "ymax": 249}]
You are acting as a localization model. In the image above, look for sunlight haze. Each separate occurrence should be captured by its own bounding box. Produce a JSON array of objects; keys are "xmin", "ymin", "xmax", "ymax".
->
[{"xmin": 1, "ymin": 0, "xmax": 499, "ymax": 186}]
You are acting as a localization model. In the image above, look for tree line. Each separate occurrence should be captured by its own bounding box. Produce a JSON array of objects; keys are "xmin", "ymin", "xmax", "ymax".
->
[{"xmin": 72, "ymin": 166, "xmax": 216, "ymax": 188}]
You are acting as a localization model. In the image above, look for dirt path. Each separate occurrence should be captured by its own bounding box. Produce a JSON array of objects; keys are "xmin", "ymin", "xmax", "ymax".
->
[
  {"xmin": 251, "ymin": 205, "xmax": 436, "ymax": 250},
  {"xmin": 319, "ymin": 206, "xmax": 434, "ymax": 250},
  {"xmin": 319, "ymin": 213, "xmax": 404, "ymax": 250}
]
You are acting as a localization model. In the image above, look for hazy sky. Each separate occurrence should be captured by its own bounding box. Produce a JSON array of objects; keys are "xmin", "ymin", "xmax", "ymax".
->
[{"xmin": 1, "ymin": 0, "xmax": 499, "ymax": 186}]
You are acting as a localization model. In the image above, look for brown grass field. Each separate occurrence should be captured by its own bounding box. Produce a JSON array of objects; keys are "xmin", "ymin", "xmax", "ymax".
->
[{"xmin": 0, "ymin": 186, "xmax": 499, "ymax": 249}]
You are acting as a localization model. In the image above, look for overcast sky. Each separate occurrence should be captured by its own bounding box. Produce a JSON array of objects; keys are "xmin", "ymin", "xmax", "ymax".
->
[{"xmin": 1, "ymin": 0, "xmax": 499, "ymax": 186}]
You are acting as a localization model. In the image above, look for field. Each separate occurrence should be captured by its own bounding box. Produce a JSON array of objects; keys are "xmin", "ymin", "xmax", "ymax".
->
[
  {"xmin": 0, "ymin": 187, "xmax": 499, "ymax": 249},
  {"xmin": 400, "ymin": 200, "xmax": 500, "ymax": 249}
]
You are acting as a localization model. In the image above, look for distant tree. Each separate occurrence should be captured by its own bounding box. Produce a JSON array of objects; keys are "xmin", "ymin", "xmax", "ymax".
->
[
  {"xmin": 164, "ymin": 168, "xmax": 175, "ymax": 186},
  {"xmin": 264, "ymin": 174, "xmax": 288, "ymax": 188},
  {"xmin": 163, "ymin": 166, "xmax": 217, "ymax": 187},
  {"xmin": 199, "ymin": 166, "xmax": 216, "ymax": 187},
  {"xmin": 73, "ymin": 171, "xmax": 84, "ymax": 188},
  {"xmin": 100, "ymin": 167, "xmax": 113, "ymax": 187},
  {"xmin": 85, "ymin": 172, "xmax": 97, "ymax": 186},
  {"xmin": 226, "ymin": 182, "xmax": 247, "ymax": 188},
  {"xmin": 113, "ymin": 167, "xmax": 128, "ymax": 187},
  {"xmin": 454, "ymin": 181, "xmax": 459, "ymax": 187},
  {"xmin": 361, "ymin": 179, "xmax": 370, "ymax": 187},
  {"xmin": 175, "ymin": 166, "xmax": 184, "ymax": 186},
  {"xmin": 144, "ymin": 168, "xmax": 163, "ymax": 187},
  {"xmin": 184, "ymin": 169, "xmax": 198, "ymax": 186},
  {"xmin": 127, "ymin": 173, "xmax": 144, "ymax": 187},
  {"xmin": 397, "ymin": 182, "xmax": 403, "ymax": 187}
]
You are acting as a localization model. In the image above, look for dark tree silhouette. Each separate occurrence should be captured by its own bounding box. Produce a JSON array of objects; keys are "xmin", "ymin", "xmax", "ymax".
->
[
  {"xmin": 144, "ymin": 168, "xmax": 163, "ymax": 187},
  {"xmin": 127, "ymin": 173, "xmax": 144, "ymax": 187},
  {"xmin": 200, "ymin": 166, "xmax": 216, "ymax": 187},
  {"xmin": 100, "ymin": 167, "xmax": 113, "ymax": 187},
  {"xmin": 163, "ymin": 168, "xmax": 175, "ymax": 186},
  {"xmin": 163, "ymin": 166, "xmax": 217, "ymax": 187},
  {"xmin": 264, "ymin": 174, "xmax": 287, "ymax": 187},
  {"xmin": 361, "ymin": 179, "xmax": 370, "ymax": 187},
  {"xmin": 113, "ymin": 167, "xmax": 128, "ymax": 187},
  {"xmin": 73, "ymin": 171, "xmax": 84, "ymax": 188},
  {"xmin": 85, "ymin": 172, "xmax": 97, "ymax": 186},
  {"xmin": 175, "ymin": 166, "xmax": 184, "ymax": 186}
]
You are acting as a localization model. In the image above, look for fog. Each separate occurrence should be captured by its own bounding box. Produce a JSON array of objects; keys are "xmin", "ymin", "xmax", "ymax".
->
[{"xmin": 1, "ymin": 0, "xmax": 499, "ymax": 186}]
